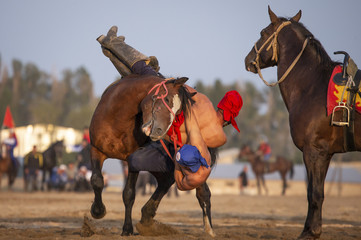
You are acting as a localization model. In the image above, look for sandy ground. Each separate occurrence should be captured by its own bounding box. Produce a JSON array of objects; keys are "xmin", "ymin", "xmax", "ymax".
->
[{"xmin": 0, "ymin": 178, "xmax": 360, "ymax": 240}]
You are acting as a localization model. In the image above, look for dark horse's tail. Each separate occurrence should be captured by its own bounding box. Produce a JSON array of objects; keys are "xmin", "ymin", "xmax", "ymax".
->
[{"xmin": 289, "ymin": 162, "xmax": 294, "ymax": 179}]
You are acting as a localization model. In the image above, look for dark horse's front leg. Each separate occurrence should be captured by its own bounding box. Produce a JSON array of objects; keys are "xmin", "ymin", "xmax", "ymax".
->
[
  {"xmin": 90, "ymin": 149, "xmax": 106, "ymax": 219},
  {"xmin": 122, "ymin": 171, "xmax": 139, "ymax": 236},
  {"xmin": 196, "ymin": 182, "xmax": 215, "ymax": 237},
  {"xmin": 298, "ymin": 147, "xmax": 332, "ymax": 240}
]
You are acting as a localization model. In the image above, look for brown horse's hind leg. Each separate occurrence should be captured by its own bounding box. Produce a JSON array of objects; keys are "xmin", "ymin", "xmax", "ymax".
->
[
  {"xmin": 196, "ymin": 182, "xmax": 215, "ymax": 237},
  {"xmin": 90, "ymin": 148, "xmax": 106, "ymax": 219},
  {"xmin": 122, "ymin": 171, "xmax": 139, "ymax": 236},
  {"xmin": 299, "ymin": 149, "xmax": 332, "ymax": 240}
]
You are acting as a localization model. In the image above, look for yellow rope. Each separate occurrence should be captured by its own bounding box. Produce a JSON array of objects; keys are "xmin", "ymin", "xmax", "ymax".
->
[{"xmin": 252, "ymin": 21, "xmax": 309, "ymax": 87}]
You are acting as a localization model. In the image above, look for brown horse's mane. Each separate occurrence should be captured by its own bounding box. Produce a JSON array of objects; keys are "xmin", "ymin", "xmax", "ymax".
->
[
  {"xmin": 166, "ymin": 78, "xmax": 218, "ymax": 167},
  {"xmin": 166, "ymin": 78, "xmax": 196, "ymax": 118}
]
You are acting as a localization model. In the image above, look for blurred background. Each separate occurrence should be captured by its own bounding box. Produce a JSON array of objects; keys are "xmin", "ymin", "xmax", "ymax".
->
[{"xmin": 0, "ymin": 1, "xmax": 360, "ymax": 194}]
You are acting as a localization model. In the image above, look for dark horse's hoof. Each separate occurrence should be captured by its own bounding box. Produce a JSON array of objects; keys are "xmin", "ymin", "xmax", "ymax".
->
[
  {"xmin": 297, "ymin": 231, "xmax": 320, "ymax": 240},
  {"xmin": 121, "ymin": 225, "xmax": 134, "ymax": 236},
  {"xmin": 90, "ymin": 202, "xmax": 106, "ymax": 219},
  {"xmin": 121, "ymin": 230, "xmax": 133, "ymax": 236}
]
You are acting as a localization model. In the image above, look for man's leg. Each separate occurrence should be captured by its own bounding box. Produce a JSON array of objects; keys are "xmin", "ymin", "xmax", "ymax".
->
[
  {"xmin": 128, "ymin": 141, "xmax": 175, "ymax": 173},
  {"xmin": 97, "ymin": 26, "xmax": 159, "ymax": 77}
]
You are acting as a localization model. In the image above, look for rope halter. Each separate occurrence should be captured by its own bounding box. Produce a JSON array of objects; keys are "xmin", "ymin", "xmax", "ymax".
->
[
  {"xmin": 147, "ymin": 78, "xmax": 181, "ymax": 159},
  {"xmin": 252, "ymin": 21, "xmax": 310, "ymax": 87},
  {"xmin": 148, "ymin": 78, "xmax": 176, "ymax": 119}
]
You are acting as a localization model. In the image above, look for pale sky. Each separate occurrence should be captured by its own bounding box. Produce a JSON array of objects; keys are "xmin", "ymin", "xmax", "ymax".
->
[{"xmin": 1, "ymin": 0, "xmax": 360, "ymax": 96}]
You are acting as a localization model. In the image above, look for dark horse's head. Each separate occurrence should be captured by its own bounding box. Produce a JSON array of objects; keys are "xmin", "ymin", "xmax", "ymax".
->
[
  {"xmin": 43, "ymin": 140, "xmax": 65, "ymax": 168},
  {"xmin": 244, "ymin": 6, "xmax": 302, "ymax": 73},
  {"xmin": 140, "ymin": 77, "xmax": 195, "ymax": 141}
]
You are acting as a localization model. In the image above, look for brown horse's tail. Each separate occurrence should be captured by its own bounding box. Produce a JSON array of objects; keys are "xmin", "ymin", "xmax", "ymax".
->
[{"xmin": 289, "ymin": 162, "xmax": 294, "ymax": 179}]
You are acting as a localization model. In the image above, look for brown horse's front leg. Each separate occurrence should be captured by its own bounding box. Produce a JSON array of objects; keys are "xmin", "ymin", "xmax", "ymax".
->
[
  {"xmin": 299, "ymin": 148, "xmax": 332, "ymax": 240},
  {"xmin": 260, "ymin": 174, "xmax": 268, "ymax": 195},
  {"xmin": 196, "ymin": 182, "xmax": 215, "ymax": 237},
  {"xmin": 90, "ymin": 148, "xmax": 106, "ymax": 219}
]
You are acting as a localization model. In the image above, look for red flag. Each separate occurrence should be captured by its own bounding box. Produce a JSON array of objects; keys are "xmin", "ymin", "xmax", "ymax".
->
[{"xmin": 2, "ymin": 106, "xmax": 15, "ymax": 128}]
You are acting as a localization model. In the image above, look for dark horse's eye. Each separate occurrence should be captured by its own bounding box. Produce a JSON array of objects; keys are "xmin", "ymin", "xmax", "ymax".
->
[{"xmin": 165, "ymin": 97, "xmax": 170, "ymax": 103}]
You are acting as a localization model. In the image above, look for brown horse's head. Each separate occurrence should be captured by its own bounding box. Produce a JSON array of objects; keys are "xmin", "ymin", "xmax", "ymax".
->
[
  {"xmin": 244, "ymin": 6, "xmax": 302, "ymax": 73},
  {"xmin": 140, "ymin": 77, "xmax": 195, "ymax": 141}
]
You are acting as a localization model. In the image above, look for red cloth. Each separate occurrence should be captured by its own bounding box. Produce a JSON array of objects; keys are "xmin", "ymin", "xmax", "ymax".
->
[
  {"xmin": 327, "ymin": 65, "xmax": 361, "ymax": 115},
  {"xmin": 217, "ymin": 91, "xmax": 243, "ymax": 132},
  {"xmin": 167, "ymin": 111, "xmax": 184, "ymax": 147},
  {"xmin": 2, "ymin": 106, "xmax": 15, "ymax": 128}
]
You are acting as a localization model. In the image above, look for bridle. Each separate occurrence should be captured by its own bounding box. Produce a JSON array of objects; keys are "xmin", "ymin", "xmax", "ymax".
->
[
  {"xmin": 252, "ymin": 21, "xmax": 310, "ymax": 87},
  {"xmin": 147, "ymin": 78, "xmax": 182, "ymax": 159},
  {"xmin": 148, "ymin": 78, "xmax": 176, "ymax": 119}
]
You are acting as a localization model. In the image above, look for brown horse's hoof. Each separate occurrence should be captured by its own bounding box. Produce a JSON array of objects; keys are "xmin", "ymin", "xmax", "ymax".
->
[
  {"xmin": 90, "ymin": 202, "xmax": 106, "ymax": 219},
  {"xmin": 136, "ymin": 220, "xmax": 178, "ymax": 236}
]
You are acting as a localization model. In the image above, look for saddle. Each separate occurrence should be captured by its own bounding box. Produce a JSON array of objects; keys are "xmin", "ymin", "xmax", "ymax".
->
[{"xmin": 331, "ymin": 51, "xmax": 361, "ymax": 151}]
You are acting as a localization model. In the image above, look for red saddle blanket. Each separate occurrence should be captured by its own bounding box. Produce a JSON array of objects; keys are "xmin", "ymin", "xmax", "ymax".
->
[{"xmin": 327, "ymin": 65, "xmax": 361, "ymax": 116}]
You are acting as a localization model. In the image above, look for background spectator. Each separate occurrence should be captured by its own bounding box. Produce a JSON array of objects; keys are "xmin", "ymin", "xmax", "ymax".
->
[{"xmin": 23, "ymin": 145, "xmax": 43, "ymax": 192}]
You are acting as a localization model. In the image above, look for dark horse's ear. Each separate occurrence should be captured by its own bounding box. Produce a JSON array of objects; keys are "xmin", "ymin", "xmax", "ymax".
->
[
  {"xmin": 174, "ymin": 77, "xmax": 188, "ymax": 87},
  {"xmin": 291, "ymin": 10, "xmax": 302, "ymax": 22},
  {"xmin": 268, "ymin": 5, "xmax": 278, "ymax": 24}
]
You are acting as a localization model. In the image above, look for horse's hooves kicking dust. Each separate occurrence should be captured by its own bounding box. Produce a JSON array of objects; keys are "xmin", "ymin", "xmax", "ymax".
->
[
  {"xmin": 81, "ymin": 215, "xmax": 96, "ymax": 237},
  {"xmin": 136, "ymin": 220, "xmax": 179, "ymax": 236}
]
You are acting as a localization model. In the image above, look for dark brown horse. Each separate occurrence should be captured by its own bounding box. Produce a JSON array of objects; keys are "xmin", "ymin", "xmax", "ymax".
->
[
  {"xmin": 89, "ymin": 74, "xmax": 215, "ymax": 236},
  {"xmin": 41, "ymin": 140, "xmax": 64, "ymax": 191},
  {"xmin": 0, "ymin": 144, "xmax": 19, "ymax": 189},
  {"xmin": 239, "ymin": 145, "xmax": 294, "ymax": 195},
  {"xmin": 245, "ymin": 7, "xmax": 361, "ymax": 239}
]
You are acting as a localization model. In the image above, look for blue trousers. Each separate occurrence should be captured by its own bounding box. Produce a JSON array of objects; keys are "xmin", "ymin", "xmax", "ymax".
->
[{"xmin": 128, "ymin": 141, "xmax": 175, "ymax": 172}]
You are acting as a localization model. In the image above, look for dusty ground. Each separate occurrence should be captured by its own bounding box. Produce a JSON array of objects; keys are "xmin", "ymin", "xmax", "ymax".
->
[{"xmin": 0, "ymin": 179, "xmax": 360, "ymax": 240}]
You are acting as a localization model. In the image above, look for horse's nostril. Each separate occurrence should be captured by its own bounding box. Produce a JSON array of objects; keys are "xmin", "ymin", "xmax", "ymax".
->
[{"xmin": 154, "ymin": 128, "xmax": 163, "ymax": 136}]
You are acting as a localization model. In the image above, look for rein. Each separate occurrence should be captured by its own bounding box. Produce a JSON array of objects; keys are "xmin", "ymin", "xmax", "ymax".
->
[
  {"xmin": 252, "ymin": 21, "xmax": 310, "ymax": 87},
  {"xmin": 147, "ymin": 78, "xmax": 182, "ymax": 159}
]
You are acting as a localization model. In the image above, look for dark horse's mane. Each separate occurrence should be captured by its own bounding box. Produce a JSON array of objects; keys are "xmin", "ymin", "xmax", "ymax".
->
[{"xmin": 281, "ymin": 17, "xmax": 340, "ymax": 75}]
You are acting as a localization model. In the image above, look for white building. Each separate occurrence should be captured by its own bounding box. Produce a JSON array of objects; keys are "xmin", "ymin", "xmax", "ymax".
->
[{"xmin": 1, "ymin": 124, "xmax": 83, "ymax": 157}]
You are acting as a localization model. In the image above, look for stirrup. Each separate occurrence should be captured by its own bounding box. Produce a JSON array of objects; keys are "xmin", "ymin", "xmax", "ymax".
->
[{"xmin": 331, "ymin": 102, "xmax": 350, "ymax": 126}]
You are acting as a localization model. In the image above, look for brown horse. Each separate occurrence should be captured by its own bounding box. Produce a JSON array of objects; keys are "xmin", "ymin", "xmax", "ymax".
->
[
  {"xmin": 89, "ymin": 74, "xmax": 215, "ymax": 236},
  {"xmin": 239, "ymin": 145, "xmax": 294, "ymax": 195},
  {"xmin": 245, "ymin": 7, "xmax": 361, "ymax": 239},
  {"xmin": 0, "ymin": 145, "xmax": 18, "ymax": 189}
]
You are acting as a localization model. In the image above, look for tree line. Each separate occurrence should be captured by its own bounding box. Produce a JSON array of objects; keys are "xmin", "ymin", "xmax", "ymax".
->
[{"xmin": 1, "ymin": 58, "xmax": 304, "ymax": 162}]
